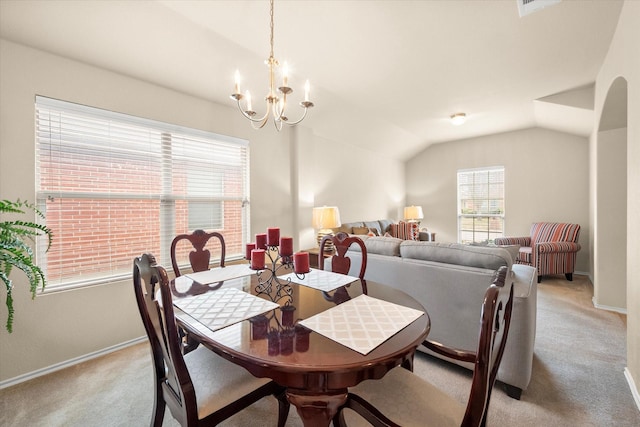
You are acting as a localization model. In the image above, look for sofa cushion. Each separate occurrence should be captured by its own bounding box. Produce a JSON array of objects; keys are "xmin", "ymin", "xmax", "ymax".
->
[
  {"xmin": 348, "ymin": 236, "xmax": 402, "ymax": 257},
  {"xmin": 378, "ymin": 219, "xmax": 394, "ymax": 235},
  {"xmin": 400, "ymin": 241, "xmax": 511, "ymax": 270},
  {"xmin": 362, "ymin": 221, "xmax": 381, "ymax": 235}
]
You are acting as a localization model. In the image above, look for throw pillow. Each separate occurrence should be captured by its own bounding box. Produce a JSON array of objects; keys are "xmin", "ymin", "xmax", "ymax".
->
[
  {"xmin": 353, "ymin": 226, "xmax": 370, "ymax": 235},
  {"xmin": 389, "ymin": 221, "xmax": 419, "ymax": 241}
]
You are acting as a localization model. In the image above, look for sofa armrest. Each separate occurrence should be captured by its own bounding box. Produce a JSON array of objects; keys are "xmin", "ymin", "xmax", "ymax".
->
[
  {"xmin": 495, "ymin": 236, "xmax": 531, "ymax": 247},
  {"xmin": 536, "ymin": 241, "xmax": 581, "ymax": 254}
]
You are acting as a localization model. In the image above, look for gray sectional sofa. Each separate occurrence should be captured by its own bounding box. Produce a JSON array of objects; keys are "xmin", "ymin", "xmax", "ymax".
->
[{"xmin": 326, "ymin": 235, "xmax": 537, "ymax": 399}]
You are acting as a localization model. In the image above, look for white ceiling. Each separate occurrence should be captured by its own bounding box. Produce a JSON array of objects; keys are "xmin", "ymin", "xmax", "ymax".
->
[{"xmin": 0, "ymin": 0, "xmax": 624, "ymax": 160}]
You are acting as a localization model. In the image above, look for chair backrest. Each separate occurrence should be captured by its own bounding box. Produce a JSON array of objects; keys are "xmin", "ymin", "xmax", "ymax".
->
[
  {"xmin": 530, "ymin": 222, "xmax": 581, "ymax": 245},
  {"xmin": 170, "ymin": 229, "xmax": 226, "ymax": 277},
  {"xmin": 133, "ymin": 253, "xmax": 198, "ymax": 425},
  {"xmin": 463, "ymin": 266, "xmax": 514, "ymax": 427},
  {"xmin": 319, "ymin": 232, "xmax": 368, "ymax": 293}
]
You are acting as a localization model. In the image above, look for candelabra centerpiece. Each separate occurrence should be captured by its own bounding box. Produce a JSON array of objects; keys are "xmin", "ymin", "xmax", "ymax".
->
[
  {"xmin": 246, "ymin": 226, "xmax": 312, "ymax": 355},
  {"xmin": 246, "ymin": 227, "xmax": 309, "ymax": 307}
]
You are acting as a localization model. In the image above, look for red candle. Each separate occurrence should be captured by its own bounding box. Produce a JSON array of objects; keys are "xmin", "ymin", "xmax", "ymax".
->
[
  {"xmin": 280, "ymin": 236, "xmax": 293, "ymax": 256},
  {"xmin": 255, "ymin": 233, "xmax": 267, "ymax": 250},
  {"xmin": 293, "ymin": 252, "xmax": 310, "ymax": 274},
  {"xmin": 251, "ymin": 249, "xmax": 266, "ymax": 270},
  {"xmin": 245, "ymin": 243, "xmax": 256, "ymax": 260},
  {"xmin": 280, "ymin": 305, "xmax": 296, "ymax": 327},
  {"xmin": 267, "ymin": 227, "xmax": 280, "ymax": 246}
]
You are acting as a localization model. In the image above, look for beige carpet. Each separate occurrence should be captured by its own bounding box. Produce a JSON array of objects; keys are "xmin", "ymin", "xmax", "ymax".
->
[{"xmin": 1, "ymin": 274, "xmax": 638, "ymax": 426}]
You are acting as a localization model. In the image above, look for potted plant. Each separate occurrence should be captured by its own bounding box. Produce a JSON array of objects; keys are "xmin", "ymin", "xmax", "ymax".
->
[{"xmin": 0, "ymin": 199, "xmax": 52, "ymax": 333}]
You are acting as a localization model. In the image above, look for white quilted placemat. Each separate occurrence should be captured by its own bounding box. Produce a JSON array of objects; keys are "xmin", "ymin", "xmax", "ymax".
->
[
  {"xmin": 185, "ymin": 264, "xmax": 254, "ymax": 285},
  {"xmin": 299, "ymin": 294, "xmax": 425, "ymax": 355},
  {"xmin": 278, "ymin": 268, "xmax": 359, "ymax": 292},
  {"xmin": 173, "ymin": 287, "xmax": 279, "ymax": 332}
]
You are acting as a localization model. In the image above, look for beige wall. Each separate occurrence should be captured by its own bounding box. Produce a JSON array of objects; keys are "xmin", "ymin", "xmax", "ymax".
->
[
  {"xmin": 593, "ymin": 0, "xmax": 640, "ymax": 401},
  {"xmin": 594, "ymin": 127, "xmax": 627, "ymax": 310},
  {"xmin": 0, "ymin": 39, "xmax": 406, "ymax": 382},
  {"xmin": 405, "ymin": 127, "xmax": 590, "ymax": 273},
  {"xmin": 292, "ymin": 127, "xmax": 406, "ymax": 250}
]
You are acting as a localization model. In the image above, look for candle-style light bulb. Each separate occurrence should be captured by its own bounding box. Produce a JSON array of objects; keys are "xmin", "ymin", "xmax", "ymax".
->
[
  {"xmin": 245, "ymin": 90, "xmax": 252, "ymax": 111},
  {"xmin": 283, "ymin": 62, "xmax": 289, "ymax": 87},
  {"xmin": 234, "ymin": 70, "xmax": 241, "ymax": 95},
  {"xmin": 304, "ymin": 80, "xmax": 310, "ymax": 102}
]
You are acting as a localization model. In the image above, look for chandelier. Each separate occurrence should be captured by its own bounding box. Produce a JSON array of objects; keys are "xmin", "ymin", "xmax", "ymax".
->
[{"xmin": 231, "ymin": 0, "xmax": 314, "ymax": 131}]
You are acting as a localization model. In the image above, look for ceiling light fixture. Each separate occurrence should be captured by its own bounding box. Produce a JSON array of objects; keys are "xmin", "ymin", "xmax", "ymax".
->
[
  {"xmin": 450, "ymin": 113, "xmax": 467, "ymax": 126},
  {"xmin": 230, "ymin": 0, "xmax": 314, "ymax": 131}
]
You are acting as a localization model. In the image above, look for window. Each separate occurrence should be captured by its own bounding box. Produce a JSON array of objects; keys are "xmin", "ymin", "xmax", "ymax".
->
[
  {"xmin": 457, "ymin": 167, "xmax": 504, "ymax": 244},
  {"xmin": 35, "ymin": 96, "xmax": 250, "ymax": 291}
]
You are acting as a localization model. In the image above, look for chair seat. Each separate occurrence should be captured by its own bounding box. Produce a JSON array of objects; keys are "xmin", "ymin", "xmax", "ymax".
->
[
  {"xmin": 342, "ymin": 367, "xmax": 465, "ymax": 427},
  {"xmin": 185, "ymin": 346, "xmax": 272, "ymax": 419}
]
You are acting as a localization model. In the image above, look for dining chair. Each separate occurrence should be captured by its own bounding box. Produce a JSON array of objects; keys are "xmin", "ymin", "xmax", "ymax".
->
[
  {"xmin": 170, "ymin": 229, "xmax": 226, "ymax": 278},
  {"xmin": 319, "ymin": 231, "xmax": 368, "ymax": 294},
  {"xmin": 333, "ymin": 265, "xmax": 513, "ymax": 427},
  {"xmin": 170, "ymin": 230, "xmax": 227, "ymax": 353},
  {"xmin": 133, "ymin": 253, "xmax": 290, "ymax": 427}
]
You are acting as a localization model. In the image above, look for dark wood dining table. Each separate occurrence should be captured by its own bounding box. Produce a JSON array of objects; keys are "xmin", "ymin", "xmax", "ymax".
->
[{"xmin": 170, "ymin": 268, "xmax": 431, "ymax": 427}]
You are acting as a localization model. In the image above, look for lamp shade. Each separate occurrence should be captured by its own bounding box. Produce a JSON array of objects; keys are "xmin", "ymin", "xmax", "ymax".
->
[
  {"xmin": 312, "ymin": 206, "xmax": 341, "ymax": 229},
  {"xmin": 403, "ymin": 205, "xmax": 424, "ymax": 221}
]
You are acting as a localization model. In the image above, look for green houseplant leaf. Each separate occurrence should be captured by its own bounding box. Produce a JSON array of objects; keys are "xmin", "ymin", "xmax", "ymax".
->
[{"xmin": 0, "ymin": 199, "xmax": 52, "ymax": 333}]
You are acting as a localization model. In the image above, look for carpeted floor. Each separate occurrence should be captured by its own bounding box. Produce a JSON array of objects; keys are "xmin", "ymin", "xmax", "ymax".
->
[{"xmin": 1, "ymin": 274, "xmax": 638, "ymax": 426}]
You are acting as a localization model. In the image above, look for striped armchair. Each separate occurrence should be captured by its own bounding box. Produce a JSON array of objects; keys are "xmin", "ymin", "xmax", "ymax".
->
[{"xmin": 495, "ymin": 222, "xmax": 581, "ymax": 283}]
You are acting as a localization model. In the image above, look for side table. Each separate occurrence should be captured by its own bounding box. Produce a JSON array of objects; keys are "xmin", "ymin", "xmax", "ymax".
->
[{"xmin": 303, "ymin": 247, "xmax": 333, "ymax": 269}]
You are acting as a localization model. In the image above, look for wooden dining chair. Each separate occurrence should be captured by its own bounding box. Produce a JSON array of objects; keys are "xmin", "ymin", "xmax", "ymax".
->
[
  {"xmin": 133, "ymin": 253, "xmax": 290, "ymax": 427},
  {"xmin": 170, "ymin": 230, "xmax": 227, "ymax": 353},
  {"xmin": 319, "ymin": 232, "xmax": 368, "ymax": 294},
  {"xmin": 170, "ymin": 229, "xmax": 226, "ymax": 277},
  {"xmin": 333, "ymin": 266, "xmax": 513, "ymax": 427}
]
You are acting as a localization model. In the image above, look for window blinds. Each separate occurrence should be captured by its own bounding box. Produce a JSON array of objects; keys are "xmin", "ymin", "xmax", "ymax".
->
[{"xmin": 35, "ymin": 96, "xmax": 249, "ymax": 290}]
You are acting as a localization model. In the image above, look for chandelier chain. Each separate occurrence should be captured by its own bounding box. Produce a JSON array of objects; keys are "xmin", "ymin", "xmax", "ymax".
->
[{"xmin": 269, "ymin": 0, "xmax": 275, "ymax": 60}]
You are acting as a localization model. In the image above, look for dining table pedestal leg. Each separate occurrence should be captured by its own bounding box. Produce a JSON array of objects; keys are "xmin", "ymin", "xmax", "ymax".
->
[{"xmin": 286, "ymin": 388, "xmax": 348, "ymax": 427}]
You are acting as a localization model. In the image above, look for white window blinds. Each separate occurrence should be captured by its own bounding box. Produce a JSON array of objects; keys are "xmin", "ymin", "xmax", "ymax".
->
[
  {"xmin": 35, "ymin": 96, "xmax": 250, "ymax": 290},
  {"xmin": 457, "ymin": 167, "xmax": 505, "ymax": 244}
]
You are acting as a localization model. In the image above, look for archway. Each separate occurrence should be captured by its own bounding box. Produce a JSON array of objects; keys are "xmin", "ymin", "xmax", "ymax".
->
[{"xmin": 593, "ymin": 76, "xmax": 627, "ymax": 311}]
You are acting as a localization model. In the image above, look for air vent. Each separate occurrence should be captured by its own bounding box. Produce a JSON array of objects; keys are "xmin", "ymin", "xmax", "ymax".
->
[{"xmin": 517, "ymin": 0, "xmax": 562, "ymax": 17}]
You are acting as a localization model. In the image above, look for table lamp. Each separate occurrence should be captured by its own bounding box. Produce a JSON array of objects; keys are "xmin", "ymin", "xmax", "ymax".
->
[
  {"xmin": 312, "ymin": 206, "xmax": 341, "ymax": 252},
  {"xmin": 403, "ymin": 205, "xmax": 424, "ymax": 225}
]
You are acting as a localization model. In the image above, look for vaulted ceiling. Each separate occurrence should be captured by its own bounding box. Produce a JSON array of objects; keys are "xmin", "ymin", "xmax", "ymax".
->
[{"xmin": 0, "ymin": 0, "xmax": 624, "ymax": 160}]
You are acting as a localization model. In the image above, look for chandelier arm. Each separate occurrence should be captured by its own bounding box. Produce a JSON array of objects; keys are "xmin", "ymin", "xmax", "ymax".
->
[
  {"xmin": 236, "ymin": 99, "xmax": 272, "ymax": 126},
  {"xmin": 251, "ymin": 117, "xmax": 270, "ymax": 130},
  {"xmin": 281, "ymin": 107, "xmax": 310, "ymax": 126},
  {"xmin": 273, "ymin": 117, "xmax": 284, "ymax": 131},
  {"xmin": 276, "ymin": 93, "xmax": 287, "ymax": 119}
]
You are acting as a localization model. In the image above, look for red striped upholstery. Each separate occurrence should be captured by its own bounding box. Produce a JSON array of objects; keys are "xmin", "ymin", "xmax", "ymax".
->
[
  {"xmin": 389, "ymin": 221, "xmax": 419, "ymax": 240},
  {"xmin": 495, "ymin": 222, "xmax": 581, "ymax": 282}
]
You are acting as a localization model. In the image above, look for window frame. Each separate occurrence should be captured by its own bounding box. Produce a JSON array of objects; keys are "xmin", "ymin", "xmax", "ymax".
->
[{"xmin": 457, "ymin": 166, "xmax": 505, "ymax": 244}]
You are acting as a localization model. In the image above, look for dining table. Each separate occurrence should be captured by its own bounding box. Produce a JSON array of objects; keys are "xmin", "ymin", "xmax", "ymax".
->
[{"xmin": 169, "ymin": 263, "xmax": 431, "ymax": 427}]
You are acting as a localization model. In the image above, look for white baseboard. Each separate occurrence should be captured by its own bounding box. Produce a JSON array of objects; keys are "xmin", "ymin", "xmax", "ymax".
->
[
  {"xmin": 0, "ymin": 336, "xmax": 147, "ymax": 390},
  {"xmin": 624, "ymin": 367, "xmax": 640, "ymax": 413},
  {"xmin": 592, "ymin": 297, "xmax": 627, "ymax": 314}
]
